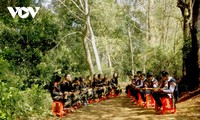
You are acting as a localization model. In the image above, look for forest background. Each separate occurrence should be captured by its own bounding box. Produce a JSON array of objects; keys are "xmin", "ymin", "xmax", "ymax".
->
[{"xmin": 0, "ymin": 0, "xmax": 199, "ymax": 119}]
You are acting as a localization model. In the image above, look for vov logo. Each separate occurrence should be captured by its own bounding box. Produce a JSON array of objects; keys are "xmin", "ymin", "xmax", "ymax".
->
[{"xmin": 7, "ymin": 7, "xmax": 40, "ymax": 19}]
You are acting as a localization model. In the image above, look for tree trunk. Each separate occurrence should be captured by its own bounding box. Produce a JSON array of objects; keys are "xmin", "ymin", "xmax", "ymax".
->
[
  {"xmin": 86, "ymin": 0, "xmax": 102, "ymax": 73},
  {"xmin": 82, "ymin": 25, "xmax": 94, "ymax": 75},
  {"xmin": 178, "ymin": 0, "xmax": 191, "ymax": 77},
  {"xmin": 190, "ymin": 0, "xmax": 200, "ymax": 89},
  {"xmin": 89, "ymin": 25, "xmax": 102, "ymax": 73},
  {"xmin": 178, "ymin": 0, "xmax": 200, "ymax": 90},
  {"xmin": 128, "ymin": 27, "xmax": 134, "ymax": 74},
  {"xmin": 105, "ymin": 41, "xmax": 112, "ymax": 68},
  {"xmin": 147, "ymin": 0, "xmax": 152, "ymax": 44},
  {"xmin": 83, "ymin": 0, "xmax": 94, "ymax": 75}
]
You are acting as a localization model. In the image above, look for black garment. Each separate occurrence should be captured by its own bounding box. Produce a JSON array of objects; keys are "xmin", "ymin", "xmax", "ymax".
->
[
  {"xmin": 72, "ymin": 83, "xmax": 81, "ymax": 91},
  {"xmin": 61, "ymin": 81, "xmax": 73, "ymax": 108},
  {"xmin": 130, "ymin": 88, "xmax": 140, "ymax": 101},
  {"xmin": 49, "ymin": 74, "xmax": 62, "ymax": 98},
  {"xmin": 110, "ymin": 77, "xmax": 122, "ymax": 95},
  {"xmin": 140, "ymin": 90, "xmax": 151, "ymax": 102},
  {"xmin": 61, "ymin": 81, "xmax": 72, "ymax": 92},
  {"xmin": 136, "ymin": 79, "xmax": 141, "ymax": 86},
  {"xmin": 141, "ymin": 78, "xmax": 158, "ymax": 102},
  {"xmin": 51, "ymin": 82, "xmax": 63, "ymax": 101},
  {"xmin": 111, "ymin": 77, "xmax": 118, "ymax": 86},
  {"xmin": 125, "ymin": 85, "xmax": 130, "ymax": 94},
  {"xmin": 92, "ymin": 79, "xmax": 99, "ymax": 88},
  {"xmin": 152, "ymin": 92, "xmax": 168, "ymax": 107}
]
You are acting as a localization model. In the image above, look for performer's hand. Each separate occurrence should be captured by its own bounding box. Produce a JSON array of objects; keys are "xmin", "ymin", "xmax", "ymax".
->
[
  {"xmin": 153, "ymin": 88, "xmax": 160, "ymax": 92},
  {"xmin": 159, "ymin": 89, "xmax": 163, "ymax": 92}
]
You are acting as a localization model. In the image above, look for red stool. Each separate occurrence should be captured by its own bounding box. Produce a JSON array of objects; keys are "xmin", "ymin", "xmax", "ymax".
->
[
  {"xmin": 155, "ymin": 97, "xmax": 176, "ymax": 114},
  {"xmin": 150, "ymin": 95, "xmax": 155, "ymax": 106},
  {"xmin": 161, "ymin": 97, "xmax": 176, "ymax": 114},
  {"xmin": 52, "ymin": 101, "xmax": 64, "ymax": 117},
  {"xmin": 127, "ymin": 89, "xmax": 131, "ymax": 98},
  {"xmin": 144, "ymin": 94, "xmax": 155, "ymax": 108},
  {"xmin": 137, "ymin": 93, "xmax": 143, "ymax": 106},
  {"xmin": 88, "ymin": 99, "xmax": 93, "ymax": 104},
  {"xmin": 93, "ymin": 98, "xmax": 100, "ymax": 103},
  {"xmin": 100, "ymin": 96, "xmax": 106, "ymax": 101},
  {"xmin": 109, "ymin": 89, "xmax": 116, "ymax": 97}
]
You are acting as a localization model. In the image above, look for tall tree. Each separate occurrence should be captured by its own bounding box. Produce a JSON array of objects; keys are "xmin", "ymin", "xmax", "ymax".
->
[
  {"xmin": 178, "ymin": 0, "xmax": 200, "ymax": 90},
  {"xmin": 84, "ymin": 0, "xmax": 95, "ymax": 75},
  {"xmin": 58, "ymin": 0, "xmax": 102, "ymax": 75},
  {"xmin": 86, "ymin": 0, "xmax": 102, "ymax": 73}
]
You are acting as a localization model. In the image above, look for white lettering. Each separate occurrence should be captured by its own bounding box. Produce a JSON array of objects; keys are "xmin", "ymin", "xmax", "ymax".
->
[
  {"xmin": 18, "ymin": 7, "xmax": 29, "ymax": 19},
  {"xmin": 7, "ymin": 7, "xmax": 20, "ymax": 18},
  {"xmin": 27, "ymin": 7, "xmax": 40, "ymax": 18},
  {"xmin": 7, "ymin": 7, "xmax": 40, "ymax": 19}
]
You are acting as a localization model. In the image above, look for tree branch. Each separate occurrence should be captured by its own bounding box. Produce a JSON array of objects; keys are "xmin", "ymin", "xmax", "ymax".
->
[
  {"xmin": 87, "ymin": 37, "xmax": 92, "ymax": 43},
  {"xmin": 71, "ymin": 0, "xmax": 85, "ymax": 15},
  {"xmin": 52, "ymin": 31, "xmax": 81, "ymax": 50},
  {"xmin": 57, "ymin": 0, "xmax": 84, "ymax": 22},
  {"xmin": 79, "ymin": 0, "xmax": 85, "ymax": 11}
]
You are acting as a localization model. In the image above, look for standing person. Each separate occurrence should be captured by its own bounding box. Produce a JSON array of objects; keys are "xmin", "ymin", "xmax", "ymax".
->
[{"xmin": 152, "ymin": 71, "xmax": 177, "ymax": 111}]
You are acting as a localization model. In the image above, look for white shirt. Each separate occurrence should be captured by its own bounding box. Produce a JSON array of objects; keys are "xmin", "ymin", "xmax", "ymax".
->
[{"xmin": 162, "ymin": 77, "xmax": 176, "ymax": 98}]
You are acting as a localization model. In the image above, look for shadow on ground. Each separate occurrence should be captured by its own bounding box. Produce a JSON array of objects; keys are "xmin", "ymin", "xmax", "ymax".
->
[{"xmin": 50, "ymin": 83, "xmax": 200, "ymax": 120}]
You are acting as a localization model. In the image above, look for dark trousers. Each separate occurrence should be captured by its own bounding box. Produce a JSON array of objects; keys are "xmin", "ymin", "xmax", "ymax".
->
[
  {"xmin": 112, "ymin": 86, "xmax": 121, "ymax": 95},
  {"xmin": 64, "ymin": 97, "xmax": 72, "ymax": 107},
  {"xmin": 152, "ymin": 92, "xmax": 168, "ymax": 107},
  {"xmin": 125, "ymin": 85, "xmax": 130, "ymax": 94},
  {"xmin": 140, "ymin": 91, "xmax": 146, "ymax": 102},
  {"xmin": 140, "ymin": 90, "xmax": 151, "ymax": 102},
  {"xmin": 130, "ymin": 89, "xmax": 139, "ymax": 100}
]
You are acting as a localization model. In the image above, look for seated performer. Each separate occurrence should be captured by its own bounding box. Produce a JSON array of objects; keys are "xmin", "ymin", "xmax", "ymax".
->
[
  {"xmin": 131, "ymin": 73, "xmax": 146, "ymax": 102},
  {"xmin": 92, "ymin": 74, "xmax": 100, "ymax": 101},
  {"xmin": 50, "ymin": 74, "xmax": 63, "ymax": 101},
  {"xmin": 61, "ymin": 74, "xmax": 73, "ymax": 108},
  {"xmin": 140, "ymin": 71, "xmax": 158, "ymax": 102},
  {"xmin": 102, "ymin": 73, "xmax": 111, "ymax": 97},
  {"xmin": 125, "ymin": 74, "xmax": 136, "ymax": 94},
  {"xmin": 152, "ymin": 71, "xmax": 177, "ymax": 110},
  {"xmin": 85, "ymin": 75, "xmax": 94, "ymax": 100},
  {"xmin": 110, "ymin": 72, "xmax": 122, "ymax": 96}
]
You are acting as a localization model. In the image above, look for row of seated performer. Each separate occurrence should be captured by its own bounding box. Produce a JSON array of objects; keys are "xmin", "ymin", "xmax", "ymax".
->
[
  {"xmin": 50, "ymin": 72, "xmax": 122, "ymax": 116},
  {"xmin": 125, "ymin": 71, "xmax": 178, "ymax": 114}
]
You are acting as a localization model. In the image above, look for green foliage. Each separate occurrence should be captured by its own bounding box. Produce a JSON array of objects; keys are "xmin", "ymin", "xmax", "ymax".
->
[
  {"xmin": 0, "ymin": 0, "xmax": 184, "ymax": 119},
  {"xmin": 0, "ymin": 56, "xmax": 51, "ymax": 119}
]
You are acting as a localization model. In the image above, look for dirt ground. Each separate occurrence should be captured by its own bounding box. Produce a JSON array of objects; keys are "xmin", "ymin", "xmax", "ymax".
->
[{"xmin": 51, "ymin": 83, "xmax": 200, "ymax": 120}]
